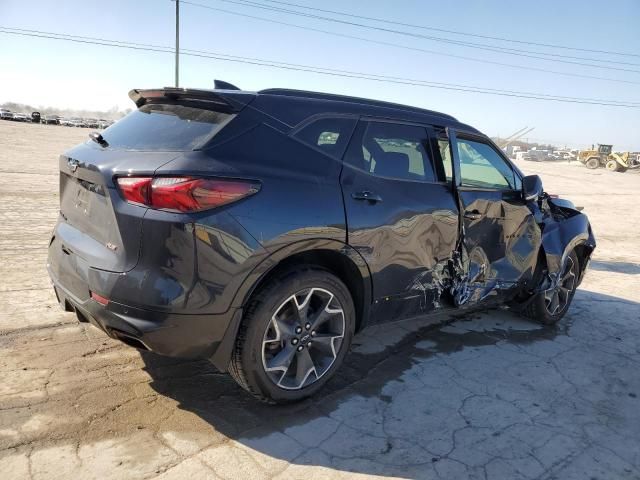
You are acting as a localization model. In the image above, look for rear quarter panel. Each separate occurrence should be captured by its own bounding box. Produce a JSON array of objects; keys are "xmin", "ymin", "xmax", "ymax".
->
[{"xmin": 154, "ymin": 117, "xmax": 347, "ymax": 314}]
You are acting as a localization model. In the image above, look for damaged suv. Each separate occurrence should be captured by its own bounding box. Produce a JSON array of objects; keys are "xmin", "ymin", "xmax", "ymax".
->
[{"xmin": 47, "ymin": 84, "xmax": 595, "ymax": 403}]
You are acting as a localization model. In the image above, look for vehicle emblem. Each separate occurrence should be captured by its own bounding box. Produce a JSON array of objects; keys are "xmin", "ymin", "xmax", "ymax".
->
[
  {"xmin": 106, "ymin": 242, "xmax": 118, "ymax": 251},
  {"xmin": 68, "ymin": 158, "xmax": 79, "ymax": 172}
]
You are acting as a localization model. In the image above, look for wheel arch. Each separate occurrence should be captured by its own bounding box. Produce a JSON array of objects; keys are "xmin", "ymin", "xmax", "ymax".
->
[
  {"xmin": 572, "ymin": 241, "xmax": 595, "ymax": 284},
  {"xmin": 210, "ymin": 239, "xmax": 373, "ymax": 371},
  {"xmin": 518, "ymin": 237, "xmax": 594, "ymax": 310},
  {"xmin": 540, "ymin": 215, "xmax": 595, "ymax": 287}
]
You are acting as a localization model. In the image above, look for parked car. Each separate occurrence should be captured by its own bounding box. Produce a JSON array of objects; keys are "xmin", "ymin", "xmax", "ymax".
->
[
  {"xmin": 47, "ymin": 85, "xmax": 596, "ymax": 403},
  {"xmin": 68, "ymin": 118, "xmax": 86, "ymax": 127},
  {"xmin": 84, "ymin": 118, "xmax": 99, "ymax": 128},
  {"xmin": 97, "ymin": 119, "xmax": 111, "ymax": 129},
  {"xmin": 42, "ymin": 115, "xmax": 60, "ymax": 125},
  {"xmin": 32, "ymin": 112, "xmax": 41, "ymax": 123},
  {"xmin": 0, "ymin": 108, "xmax": 14, "ymax": 120},
  {"xmin": 13, "ymin": 112, "xmax": 30, "ymax": 122}
]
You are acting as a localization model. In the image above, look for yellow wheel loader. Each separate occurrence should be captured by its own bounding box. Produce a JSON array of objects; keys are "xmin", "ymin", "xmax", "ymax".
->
[{"xmin": 578, "ymin": 144, "xmax": 639, "ymax": 172}]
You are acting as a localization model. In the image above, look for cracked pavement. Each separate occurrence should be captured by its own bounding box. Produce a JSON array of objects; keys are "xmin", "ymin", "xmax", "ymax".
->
[{"xmin": 1, "ymin": 121, "xmax": 640, "ymax": 479}]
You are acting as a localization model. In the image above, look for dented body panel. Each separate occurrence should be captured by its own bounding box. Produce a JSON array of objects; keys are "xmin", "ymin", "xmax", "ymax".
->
[
  {"xmin": 538, "ymin": 197, "xmax": 595, "ymax": 284},
  {"xmin": 341, "ymin": 163, "xmax": 459, "ymax": 323},
  {"xmin": 457, "ymin": 190, "xmax": 541, "ymax": 288},
  {"xmin": 357, "ymin": 191, "xmax": 594, "ymax": 321},
  {"xmin": 346, "ymin": 125, "xmax": 595, "ymax": 323}
]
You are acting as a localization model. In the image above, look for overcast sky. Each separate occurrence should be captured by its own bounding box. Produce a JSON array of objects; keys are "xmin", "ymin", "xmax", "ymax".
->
[{"xmin": 1, "ymin": 0, "xmax": 639, "ymax": 149}]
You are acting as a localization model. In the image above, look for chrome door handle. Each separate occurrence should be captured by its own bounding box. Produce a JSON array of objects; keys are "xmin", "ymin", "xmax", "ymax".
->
[{"xmin": 352, "ymin": 191, "xmax": 383, "ymax": 203}]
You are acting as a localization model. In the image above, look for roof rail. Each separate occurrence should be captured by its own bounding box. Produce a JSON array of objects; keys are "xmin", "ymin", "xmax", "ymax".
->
[{"xmin": 258, "ymin": 88, "xmax": 457, "ymax": 121}]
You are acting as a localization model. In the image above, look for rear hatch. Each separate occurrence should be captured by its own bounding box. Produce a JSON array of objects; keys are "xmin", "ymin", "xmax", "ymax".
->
[
  {"xmin": 54, "ymin": 87, "xmax": 254, "ymax": 273},
  {"xmin": 57, "ymin": 146, "xmax": 183, "ymax": 272}
]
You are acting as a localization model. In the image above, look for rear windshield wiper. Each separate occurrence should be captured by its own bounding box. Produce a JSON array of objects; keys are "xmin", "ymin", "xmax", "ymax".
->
[{"xmin": 89, "ymin": 131, "xmax": 109, "ymax": 148}]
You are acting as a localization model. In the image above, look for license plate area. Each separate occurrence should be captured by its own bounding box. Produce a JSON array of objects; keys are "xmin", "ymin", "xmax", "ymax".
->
[
  {"xmin": 74, "ymin": 182, "xmax": 92, "ymax": 216},
  {"xmin": 60, "ymin": 173, "xmax": 114, "ymax": 246}
]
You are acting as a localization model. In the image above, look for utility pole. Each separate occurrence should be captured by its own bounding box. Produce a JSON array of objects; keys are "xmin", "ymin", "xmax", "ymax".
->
[{"xmin": 175, "ymin": 0, "xmax": 180, "ymax": 87}]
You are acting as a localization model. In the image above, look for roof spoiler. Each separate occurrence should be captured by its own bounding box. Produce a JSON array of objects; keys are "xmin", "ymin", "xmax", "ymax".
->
[{"xmin": 128, "ymin": 87, "xmax": 250, "ymax": 113}]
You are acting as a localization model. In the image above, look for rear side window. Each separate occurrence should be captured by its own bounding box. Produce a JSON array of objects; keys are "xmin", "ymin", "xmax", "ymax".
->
[
  {"xmin": 345, "ymin": 121, "xmax": 436, "ymax": 182},
  {"xmin": 101, "ymin": 104, "xmax": 232, "ymax": 151},
  {"xmin": 293, "ymin": 117, "xmax": 357, "ymax": 159}
]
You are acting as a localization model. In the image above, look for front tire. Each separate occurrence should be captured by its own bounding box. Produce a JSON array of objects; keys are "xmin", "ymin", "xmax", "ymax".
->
[
  {"xmin": 606, "ymin": 159, "xmax": 620, "ymax": 172},
  {"xmin": 521, "ymin": 251, "xmax": 580, "ymax": 325},
  {"xmin": 229, "ymin": 268, "xmax": 355, "ymax": 403}
]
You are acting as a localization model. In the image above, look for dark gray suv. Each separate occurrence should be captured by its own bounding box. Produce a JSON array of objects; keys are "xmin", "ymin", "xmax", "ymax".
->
[{"xmin": 47, "ymin": 84, "xmax": 595, "ymax": 403}]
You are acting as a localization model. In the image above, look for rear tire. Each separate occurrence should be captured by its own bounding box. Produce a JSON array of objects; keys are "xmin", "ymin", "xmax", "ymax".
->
[
  {"xmin": 229, "ymin": 267, "xmax": 355, "ymax": 403},
  {"xmin": 585, "ymin": 157, "xmax": 600, "ymax": 169},
  {"xmin": 520, "ymin": 251, "xmax": 580, "ymax": 325}
]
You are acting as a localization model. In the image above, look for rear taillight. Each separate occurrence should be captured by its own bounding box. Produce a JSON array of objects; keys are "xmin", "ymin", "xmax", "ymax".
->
[
  {"xmin": 116, "ymin": 176, "xmax": 259, "ymax": 212},
  {"xmin": 116, "ymin": 177, "xmax": 151, "ymax": 205}
]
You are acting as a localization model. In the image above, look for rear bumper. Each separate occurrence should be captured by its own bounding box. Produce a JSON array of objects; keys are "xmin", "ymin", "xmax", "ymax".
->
[{"xmin": 49, "ymin": 266, "xmax": 239, "ymax": 365}]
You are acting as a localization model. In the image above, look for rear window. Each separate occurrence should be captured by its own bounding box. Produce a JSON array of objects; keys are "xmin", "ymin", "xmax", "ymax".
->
[{"xmin": 101, "ymin": 104, "xmax": 232, "ymax": 151}]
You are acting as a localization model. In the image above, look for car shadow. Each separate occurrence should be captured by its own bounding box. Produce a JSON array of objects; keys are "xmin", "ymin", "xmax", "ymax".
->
[
  {"xmin": 140, "ymin": 289, "xmax": 639, "ymax": 477},
  {"xmin": 588, "ymin": 260, "xmax": 640, "ymax": 275}
]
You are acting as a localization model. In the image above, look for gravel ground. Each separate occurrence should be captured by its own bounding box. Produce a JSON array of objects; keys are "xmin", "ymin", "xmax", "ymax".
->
[{"xmin": 1, "ymin": 120, "xmax": 639, "ymax": 479}]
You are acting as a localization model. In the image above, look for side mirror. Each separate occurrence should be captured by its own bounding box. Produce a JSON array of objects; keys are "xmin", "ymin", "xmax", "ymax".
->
[{"xmin": 522, "ymin": 174, "xmax": 543, "ymax": 201}]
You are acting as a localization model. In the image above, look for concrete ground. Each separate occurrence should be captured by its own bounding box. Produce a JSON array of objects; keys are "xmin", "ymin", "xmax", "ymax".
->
[{"xmin": 1, "ymin": 120, "xmax": 639, "ymax": 480}]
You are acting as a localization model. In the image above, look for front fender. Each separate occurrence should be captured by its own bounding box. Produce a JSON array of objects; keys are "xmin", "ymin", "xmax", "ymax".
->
[{"xmin": 541, "ymin": 211, "xmax": 595, "ymax": 278}]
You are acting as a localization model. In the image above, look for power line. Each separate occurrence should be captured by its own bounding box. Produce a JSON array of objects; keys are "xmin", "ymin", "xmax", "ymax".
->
[
  {"xmin": 178, "ymin": 0, "xmax": 640, "ymax": 85},
  {"xmin": 1, "ymin": 27, "xmax": 638, "ymax": 107},
  {"xmin": 257, "ymin": 0, "xmax": 640, "ymax": 59},
  {"xmin": 200, "ymin": 0, "xmax": 640, "ymax": 71},
  {"xmin": 1, "ymin": 27, "xmax": 639, "ymax": 108},
  {"xmin": 7, "ymin": 25, "xmax": 630, "ymax": 104},
  {"xmin": 1, "ymin": 26, "xmax": 175, "ymax": 49},
  {"xmin": 185, "ymin": 48, "xmax": 640, "ymax": 106},
  {"xmin": 0, "ymin": 28, "xmax": 173, "ymax": 53}
]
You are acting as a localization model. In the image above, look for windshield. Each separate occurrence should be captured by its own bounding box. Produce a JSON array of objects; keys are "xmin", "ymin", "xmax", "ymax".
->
[{"xmin": 100, "ymin": 103, "xmax": 232, "ymax": 151}]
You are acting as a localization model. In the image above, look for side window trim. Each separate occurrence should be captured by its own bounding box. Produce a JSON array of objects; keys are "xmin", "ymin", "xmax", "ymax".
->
[
  {"xmin": 446, "ymin": 127, "xmax": 462, "ymax": 187},
  {"xmin": 425, "ymin": 126, "xmax": 450, "ymax": 183}
]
